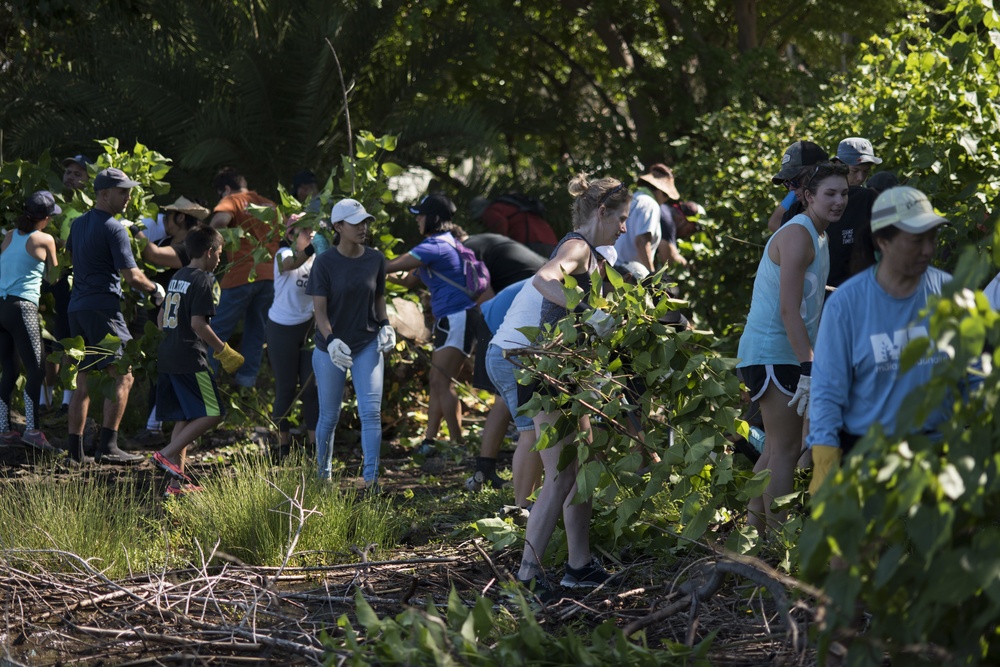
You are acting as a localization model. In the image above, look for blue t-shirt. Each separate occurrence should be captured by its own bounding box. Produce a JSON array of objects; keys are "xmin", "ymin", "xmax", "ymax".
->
[
  {"xmin": 807, "ymin": 266, "xmax": 951, "ymax": 448},
  {"xmin": 0, "ymin": 230, "xmax": 45, "ymax": 304},
  {"xmin": 410, "ymin": 232, "xmax": 476, "ymax": 319},
  {"xmin": 481, "ymin": 279, "xmax": 530, "ymax": 335},
  {"xmin": 67, "ymin": 210, "xmax": 137, "ymax": 312}
]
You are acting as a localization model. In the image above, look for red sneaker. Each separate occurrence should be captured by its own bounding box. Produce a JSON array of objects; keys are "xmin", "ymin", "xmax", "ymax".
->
[
  {"xmin": 152, "ymin": 452, "xmax": 191, "ymax": 481},
  {"xmin": 22, "ymin": 429, "xmax": 58, "ymax": 453},
  {"xmin": 0, "ymin": 430, "xmax": 21, "ymax": 446},
  {"xmin": 164, "ymin": 482, "xmax": 203, "ymax": 497}
]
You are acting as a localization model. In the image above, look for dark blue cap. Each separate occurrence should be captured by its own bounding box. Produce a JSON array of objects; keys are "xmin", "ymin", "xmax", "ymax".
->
[
  {"xmin": 62, "ymin": 155, "xmax": 93, "ymax": 168},
  {"xmin": 25, "ymin": 191, "xmax": 62, "ymax": 219},
  {"xmin": 93, "ymin": 167, "xmax": 140, "ymax": 191}
]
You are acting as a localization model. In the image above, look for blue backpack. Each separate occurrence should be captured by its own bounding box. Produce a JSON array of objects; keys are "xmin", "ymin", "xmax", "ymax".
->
[{"xmin": 429, "ymin": 235, "xmax": 491, "ymax": 299}]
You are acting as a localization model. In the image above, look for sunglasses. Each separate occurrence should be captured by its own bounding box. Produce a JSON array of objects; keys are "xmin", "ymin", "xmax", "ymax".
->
[
  {"xmin": 598, "ymin": 182, "xmax": 626, "ymax": 206},
  {"xmin": 783, "ymin": 179, "xmax": 801, "ymax": 190}
]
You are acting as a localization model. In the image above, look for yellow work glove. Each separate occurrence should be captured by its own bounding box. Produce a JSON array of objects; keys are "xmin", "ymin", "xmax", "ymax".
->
[
  {"xmin": 809, "ymin": 445, "xmax": 842, "ymax": 496},
  {"xmin": 214, "ymin": 343, "xmax": 245, "ymax": 374}
]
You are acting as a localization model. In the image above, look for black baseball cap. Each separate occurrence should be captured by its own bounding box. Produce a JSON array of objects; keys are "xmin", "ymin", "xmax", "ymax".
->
[
  {"xmin": 772, "ymin": 141, "xmax": 829, "ymax": 185},
  {"xmin": 409, "ymin": 194, "xmax": 455, "ymax": 220}
]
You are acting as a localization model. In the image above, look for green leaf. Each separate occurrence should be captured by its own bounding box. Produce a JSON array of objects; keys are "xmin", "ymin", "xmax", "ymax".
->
[
  {"xmin": 381, "ymin": 162, "xmax": 404, "ymax": 178},
  {"xmin": 354, "ymin": 591, "xmax": 381, "ymax": 632}
]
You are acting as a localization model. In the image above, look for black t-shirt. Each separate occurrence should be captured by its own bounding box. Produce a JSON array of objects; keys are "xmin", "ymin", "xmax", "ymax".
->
[
  {"xmin": 306, "ymin": 246, "xmax": 386, "ymax": 354},
  {"xmin": 659, "ymin": 203, "xmax": 678, "ymax": 246},
  {"xmin": 463, "ymin": 233, "xmax": 546, "ymax": 292},
  {"xmin": 779, "ymin": 185, "xmax": 876, "ymax": 288},
  {"xmin": 158, "ymin": 266, "xmax": 218, "ymax": 374},
  {"xmin": 153, "ymin": 235, "xmax": 191, "ymax": 290}
]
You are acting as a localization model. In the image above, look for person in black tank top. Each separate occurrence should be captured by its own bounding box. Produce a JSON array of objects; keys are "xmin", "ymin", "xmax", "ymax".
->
[{"xmin": 515, "ymin": 174, "xmax": 632, "ymax": 597}]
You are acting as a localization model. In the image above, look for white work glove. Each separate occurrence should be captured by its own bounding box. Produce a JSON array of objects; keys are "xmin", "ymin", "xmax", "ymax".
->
[
  {"xmin": 787, "ymin": 363, "xmax": 812, "ymax": 417},
  {"xmin": 584, "ymin": 308, "xmax": 615, "ymax": 339},
  {"xmin": 151, "ymin": 283, "xmax": 166, "ymax": 307},
  {"xmin": 327, "ymin": 337, "xmax": 353, "ymax": 372},
  {"xmin": 377, "ymin": 324, "xmax": 396, "ymax": 353}
]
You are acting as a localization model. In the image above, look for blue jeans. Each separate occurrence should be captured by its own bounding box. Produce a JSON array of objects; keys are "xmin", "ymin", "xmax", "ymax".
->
[
  {"xmin": 485, "ymin": 344, "xmax": 534, "ymax": 432},
  {"xmin": 209, "ymin": 281, "xmax": 274, "ymax": 387},
  {"xmin": 312, "ymin": 338, "xmax": 383, "ymax": 482}
]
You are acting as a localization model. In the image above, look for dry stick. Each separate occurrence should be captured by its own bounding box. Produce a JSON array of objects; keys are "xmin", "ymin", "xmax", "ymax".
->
[
  {"xmin": 471, "ymin": 540, "xmax": 505, "ymax": 583},
  {"xmin": 324, "ymin": 37, "xmax": 354, "ymax": 192}
]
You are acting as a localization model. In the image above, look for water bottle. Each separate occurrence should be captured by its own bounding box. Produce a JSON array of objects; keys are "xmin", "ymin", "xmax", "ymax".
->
[
  {"xmin": 748, "ymin": 426, "xmax": 766, "ymax": 454},
  {"xmin": 312, "ymin": 230, "xmax": 330, "ymax": 255}
]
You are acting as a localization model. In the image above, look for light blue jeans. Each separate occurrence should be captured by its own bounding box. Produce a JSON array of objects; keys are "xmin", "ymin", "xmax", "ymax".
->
[
  {"xmin": 312, "ymin": 338, "xmax": 383, "ymax": 482},
  {"xmin": 208, "ymin": 281, "xmax": 274, "ymax": 387}
]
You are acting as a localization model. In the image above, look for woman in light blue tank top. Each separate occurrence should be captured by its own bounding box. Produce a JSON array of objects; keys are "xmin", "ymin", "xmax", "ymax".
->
[
  {"xmin": 0, "ymin": 191, "xmax": 60, "ymax": 450},
  {"xmin": 736, "ymin": 163, "xmax": 850, "ymax": 534}
]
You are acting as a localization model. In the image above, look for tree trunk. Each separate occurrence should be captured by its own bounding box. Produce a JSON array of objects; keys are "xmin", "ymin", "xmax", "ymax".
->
[{"xmin": 734, "ymin": 0, "xmax": 757, "ymax": 53}]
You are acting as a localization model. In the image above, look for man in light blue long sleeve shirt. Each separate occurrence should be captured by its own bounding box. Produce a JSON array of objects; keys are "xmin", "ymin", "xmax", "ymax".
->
[{"xmin": 807, "ymin": 186, "xmax": 950, "ymax": 493}]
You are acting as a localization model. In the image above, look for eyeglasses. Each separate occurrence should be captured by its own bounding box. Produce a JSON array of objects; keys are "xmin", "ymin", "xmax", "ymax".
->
[{"xmin": 598, "ymin": 183, "xmax": 626, "ymax": 206}]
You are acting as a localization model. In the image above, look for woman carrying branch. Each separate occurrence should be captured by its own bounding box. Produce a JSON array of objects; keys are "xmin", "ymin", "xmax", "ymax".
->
[
  {"xmin": 736, "ymin": 162, "xmax": 848, "ymax": 534},
  {"xmin": 515, "ymin": 174, "xmax": 630, "ymax": 599}
]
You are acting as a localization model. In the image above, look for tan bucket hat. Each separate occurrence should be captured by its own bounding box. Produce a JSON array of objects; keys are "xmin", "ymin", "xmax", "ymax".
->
[
  {"xmin": 638, "ymin": 163, "xmax": 680, "ymax": 200},
  {"xmin": 163, "ymin": 196, "xmax": 211, "ymax": 221}
]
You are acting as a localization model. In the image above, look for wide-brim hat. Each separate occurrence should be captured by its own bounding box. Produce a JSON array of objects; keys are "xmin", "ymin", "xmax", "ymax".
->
[
  {"xmin": 331, "ymin": 198, "xmax": 374, "ymax": 225},
  {"xmin": 163, "ymin": 196, "xmax": 210, "ymax": 221},
  {"xmin": 871, "ymin": 186, "xmax": 948, "ymax": 234},
  {"xmin": 638, "ymin": 163, "xmax": 680, "ymax": 200}
]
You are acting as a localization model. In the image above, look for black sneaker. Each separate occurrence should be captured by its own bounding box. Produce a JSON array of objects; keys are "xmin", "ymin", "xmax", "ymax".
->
[
  {"xmin": 516, "ymin": 572, "xmax": 557, "ymax": 605},
  {"xmin": 464, "ymin": 470, "xmax": 511, "ymax": 492},
  {"xmin": 560, "ymin": 558, "xmax": 613, "ymax": 589}
]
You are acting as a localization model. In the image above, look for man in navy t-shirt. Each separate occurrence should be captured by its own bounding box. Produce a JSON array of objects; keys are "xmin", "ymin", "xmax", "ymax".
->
[{"xmin": 65, "ymin": 168, "xmax": 165, "ymax": 464}]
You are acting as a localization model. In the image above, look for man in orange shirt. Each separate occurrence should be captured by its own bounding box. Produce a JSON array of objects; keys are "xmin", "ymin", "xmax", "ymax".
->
[{"xmin": 208, "ymin": 167, "xmax": 279, "ymax": 388}]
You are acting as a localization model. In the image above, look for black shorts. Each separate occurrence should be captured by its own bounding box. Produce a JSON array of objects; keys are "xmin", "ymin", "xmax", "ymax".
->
[
  {"xmin": 737, "ymin": 364, "xmax": 800, "ymax": 402},
  {"xmin": 68, "ymin": 309, "xmax": 132, "ymax": 371},
  {"xmin": 471, "ymin": 314, "xmax": 496, "ymax": 393},
  {"xmin": 157, "ymin": 371, "xmax": 225, "ymax": 422}
]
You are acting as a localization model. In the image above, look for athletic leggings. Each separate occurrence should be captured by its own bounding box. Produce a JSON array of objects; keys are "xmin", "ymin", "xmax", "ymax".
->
[
  {"xmin": 0, "ymin": 296, "xmax": 44, "ymax": 432},
  {"xmin": 265, "ymin": 317, "xmax": 319, "ymax": 434}
]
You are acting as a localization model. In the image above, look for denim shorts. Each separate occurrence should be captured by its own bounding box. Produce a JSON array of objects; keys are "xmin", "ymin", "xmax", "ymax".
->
[{"xmin": 485, "ymin": 343, "xmax": 534, "ymax": 432}]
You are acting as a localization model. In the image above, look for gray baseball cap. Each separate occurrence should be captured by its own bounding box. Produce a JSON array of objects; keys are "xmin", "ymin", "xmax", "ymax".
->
[
  {"xmin": 871, "ymin": 186, "xmax": 947, "ymax": 234},
  {"xmin": 836, "ymin": 137, "xmax": 882, "ymax": 166}
]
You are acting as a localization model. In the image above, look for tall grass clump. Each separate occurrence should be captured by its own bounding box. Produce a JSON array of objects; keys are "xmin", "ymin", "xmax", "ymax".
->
[
  {"xmin": 0, "ymin": 470, "xmax": 166, "ymax": 577},
  {"xmin": 166, "ymin": 451, "xmax": 402, "ymax": 566}
]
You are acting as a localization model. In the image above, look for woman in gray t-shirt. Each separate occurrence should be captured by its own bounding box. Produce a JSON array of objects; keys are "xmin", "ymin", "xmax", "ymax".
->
[{"xmin": 306, "ymin": 199, "xmax": 393, "ymax": 489}]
